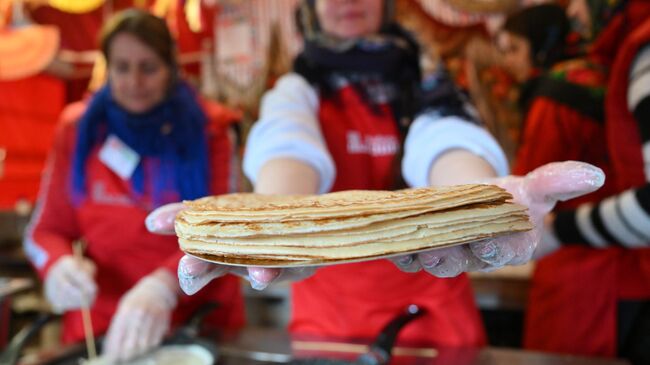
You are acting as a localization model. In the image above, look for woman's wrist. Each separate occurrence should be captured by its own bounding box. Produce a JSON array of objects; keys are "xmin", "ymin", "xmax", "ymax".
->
[{"xmin": 428, "ymin": 149, "xmax": 498, "ymax": 186}]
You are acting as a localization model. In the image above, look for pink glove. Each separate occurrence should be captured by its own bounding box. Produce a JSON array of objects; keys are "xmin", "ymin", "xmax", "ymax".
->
[
  {"xmin": 391, "ymin": 161, "xmax": 605, "ymax": 276},
  {"xmin": 102, "ymin": 269, "xmax": 178, "ymax": 362},
  {"xmin": 146, "ymin": 204, "xmax": 316, "ymax": 295},
  {"xmin": 44, "ymin": 255, "xmax": 97, "ymax": 313}
]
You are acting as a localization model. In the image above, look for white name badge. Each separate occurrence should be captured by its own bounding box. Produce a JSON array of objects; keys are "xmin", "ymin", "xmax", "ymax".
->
[{"xmin": 98, "ymin": 135, "xmax": 141, "ymax": 180}]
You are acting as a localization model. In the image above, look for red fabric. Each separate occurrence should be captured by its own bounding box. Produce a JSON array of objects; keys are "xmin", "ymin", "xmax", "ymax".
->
[
  {"xmin": 26, "ymin": 99, "xmax": 244, "ymax": 344},
  {"xmin": 28, "ymin": 1, "xmax": 210, "ymax": 102},
  {"xmin": 525, "ymin": 247, "xmax": 620, "ymax": 356},
  {"xmin": 602, "ymin": 14, "xmax": 650, "ymax": 301},
  {"xmin": 517, "ymin": 14, "xmax": 650, "ymax": 356},
  {"xmin": 604, "ymin": 17, "xmax": 650, "ymax": 192},
  {"xmin": 0, "ymin": 74, "xmax": 66, "ymax": 209},
  {"xmin": 514, "ymin": 64, "xmax": 620, "ymax": 356},
  {"xmin": 289, "ymin": 85, "xmax": 486, "ymax": 347},
  {"xmin": 589, "ymin": 1, "xmax": 650, "ymax": 70},
  {"xmin": 174, "ymin": 1, "xmax": 218, "ymax": 79},
  {"xmin": 28, "ymin": 1, "xmax": 140, "ymax": 102},
  {"xmin": 513, "ymin": 97, "xmax": 616, "ymax": 206},
  {"xmin": 28, "ymin": 1, "xmax": 153, "ymax": 51}
]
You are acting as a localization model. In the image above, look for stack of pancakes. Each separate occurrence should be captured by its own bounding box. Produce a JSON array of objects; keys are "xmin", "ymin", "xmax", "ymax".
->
[{"xmin": 175, "ymin": 184, "xmax": 532, "ymax": 267}]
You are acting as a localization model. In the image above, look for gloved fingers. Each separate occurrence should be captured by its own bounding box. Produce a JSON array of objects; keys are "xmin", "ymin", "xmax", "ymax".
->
[
  {"xmin": 246, "ymin": 266, "xmax": 317, "ymax": 290},
  {"xmin": 508, "ymin": 232, "xmax": 538, "ymax": 265},
  {"xmin": 63, "ymin": 263, "xmax": 98, "ymax": 302},
  {"xmin": 133, "ymin": 306, "xmax": 169, "ymax": 358},
  {"xmin": 418, "ymin": 245, "xmax": 488, "ymax": 278},
  {"xmin": 524, "ymin": 161, "xmax": 604, "ymax": 206},
  {"xmin": 178, "ymin": 255, "xmax": 230, "ymax": 295},
  {"xmin": 105, "ymin": 307, "xmax": 158, "ymax": 362},
  {"xmin": 55, "ymin": 256, "xmax": 97, "ymax": 297},
  {"xmin": 134, "ymin": 311, "xmax": 156, "ymax": 358},
  {"xmin": 46, "ymin": 287, "xmax": 79, "ymax": 313},
  {"xmin": 46, "ymin": 268, "xmax": 97, "ymax": 310},
  {"xmin": 121, "ymin": 310, "xmax": 145, "ymax": 361},
  {"xmin": 129, "ymin": 312, "xmax": 167, "ymax": 361},
  {"xmin": 145, "ymin": 202, "xmax": 186, "ymax": 235},
  {"xmin": 151, "ymin": 320, "xmax": 168, "ymax": 346},
  {"xmin": 59, "ymin": 277, "xmax": 91, "ymax": 306},
  {"xmin": 103, "ymin": 272, "xmax": 177, "ymax": 362},
  {"xmin": 246, "ymin": 267, "xmax": 281, "ymax": 290},
  {"xmin": 103, "ymin": 310, "xmax": 129, "ymax": 361},
  {"xmin": 179, "ymin": 256, "xmax": 315, "ymax": 293},
  {"xmin": 148, "ymin": 314, "xmax": 170, "ymax": 350},
  {"xmin": 389, "ymin": 254, "xmax": 422, "ymax": 273},
  {"xmin": 470, "ymin": 230, "xmax": 539, "ymax": 267},
  {"xmin": 77, "ymin": 258, "xmax": 97, "ymax": 277},
  {"xmin": 469, "ymin": 238, "xmax": 516, "ymax": 267}
]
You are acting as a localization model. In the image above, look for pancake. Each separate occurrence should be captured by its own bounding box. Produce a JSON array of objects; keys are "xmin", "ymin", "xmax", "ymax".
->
[
  {"xmin": 180, "ymin": 218, "xmax": 532, "ymax": 267},
  {"xmin": 175, "ymin": 184, "xmax": 532, "ymax": 267},
  {"xmin": 180, "ymin": 184, "xmax": 511, "ymax": 222},
  {"xmin": 177, "ymin": 203, "xmax": 529, "ymax": 246}
]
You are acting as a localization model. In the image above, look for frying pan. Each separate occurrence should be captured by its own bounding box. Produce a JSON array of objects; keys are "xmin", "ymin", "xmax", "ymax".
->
[
  {"xmin": 290, "ymin": 304, "xmax": 425, "ymax": 365},
  {"xmin": 0, "ymin": 303, "xmax": 220, "ymax": 365}
]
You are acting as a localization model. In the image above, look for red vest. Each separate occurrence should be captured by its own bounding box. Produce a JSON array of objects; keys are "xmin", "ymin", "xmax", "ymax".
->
[
  {"xmin": 523, "ymin": 6, "xmax": 650, "ymax": 357},
  {"xmin": 289, "ymin": 84, "xmax": 486, "ymax": 347}
]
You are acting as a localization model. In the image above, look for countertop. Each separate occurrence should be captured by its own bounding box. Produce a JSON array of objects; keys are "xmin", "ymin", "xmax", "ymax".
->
[{"xmin": 215, "ymin": 327, "xmax": 630, "ymax": 365}]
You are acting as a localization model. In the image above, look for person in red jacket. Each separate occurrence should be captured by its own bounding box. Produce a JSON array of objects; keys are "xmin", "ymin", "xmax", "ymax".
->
[
  {"xmin": 501, "ymin": 4, "xmax": 613, "ymax": 196},
  {"xmin": 500, "ymin": 1, "xmax": 650, "ymax": 364},
  {"xmin": 147, "ymin": 0, "xmax": 604, "ymax": 348},
  {"xmin": 497, "ymin": 1, "xmax": 617, "ymax": 357},
  {"xmin": 22, "ymin": 9, "xmax": 244, "ymax": 362}
]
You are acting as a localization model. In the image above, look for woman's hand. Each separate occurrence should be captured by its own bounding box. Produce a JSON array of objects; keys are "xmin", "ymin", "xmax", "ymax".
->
[
  {"xmin": 177, "ymin": 255, "xmax": 316, "ymax": 294},
  {"xmin": 391, "ymin": 161, "xmax": 605, "ymax": 276},
  {"xmin": 145, "ymin": 203, "xmax": 316, "ymax": 295},
  {"xmin": 44, "ymin": 255, "xmax": 97, "ymax": 313},
  {"xmin": 102, "ymin": 269, "xmax": 178, "ymax": 362}
]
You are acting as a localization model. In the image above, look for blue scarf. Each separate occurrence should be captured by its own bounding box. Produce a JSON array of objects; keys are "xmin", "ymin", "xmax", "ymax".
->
[{"xmin": 72, "ymin": 82, "xmax": 209, "ymax": 207}]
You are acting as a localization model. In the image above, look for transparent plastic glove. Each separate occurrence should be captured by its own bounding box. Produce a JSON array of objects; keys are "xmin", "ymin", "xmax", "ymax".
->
[
  {"xmin": 102, "ymin": 270, "xmax": 178, "ymax": 362},
  {"xmin": 44, "ymin": 255, "xmax": 97, "ymax": 313},
  {"xmin": 533, "ymin": 213, "xmax": 562, "ymax": 260},
  {"xmin": 391, "ymin": 161, "xmax": 605, "ymax": 277},
  {"xmin": 178, "ymin": 255, "xmax": 316, "ymax": 294},
  {"xmin": 146, "ymin": 204, "xmax": 316, "ymax": 295}
]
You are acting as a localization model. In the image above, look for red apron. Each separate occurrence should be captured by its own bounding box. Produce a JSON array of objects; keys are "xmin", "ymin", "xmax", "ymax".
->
[
  {"xmin": 289, "ymin": 84, "xmax": 486, "ymax": 347},
  {"xmin": 522, "ymin": 6, "xmax": 650, "ymax": 356}
]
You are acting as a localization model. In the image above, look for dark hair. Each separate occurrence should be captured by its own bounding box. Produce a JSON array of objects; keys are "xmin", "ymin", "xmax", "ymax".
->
[
  {"xmin": 502, "ymin": 4, "xmax": 571, "ymax": 69},
  {"xmin": 100, "ymin": 8, "xmax": 177, "ymax": 72}
]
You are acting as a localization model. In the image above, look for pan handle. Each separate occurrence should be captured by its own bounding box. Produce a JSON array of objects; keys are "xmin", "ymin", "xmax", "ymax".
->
[
  {"xmin": 171, "ymin": 302, "xmax": 220, "ymax": 341},
  {"xmin": 0, "ymin": 313, "xmax": 57, "ymax": 365},
  {"xmin": 357, "ymin": 305, "xmax": 425, "ymax": 365}
]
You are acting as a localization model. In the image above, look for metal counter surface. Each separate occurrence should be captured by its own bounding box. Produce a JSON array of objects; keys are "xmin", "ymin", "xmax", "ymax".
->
[
  {"xmin": 215, "ymin": 328, "xmax": 630, "ymax": 365},
  {"xmin": 13, "ymin": 326, "xmax": 630, "ymax": 365}
]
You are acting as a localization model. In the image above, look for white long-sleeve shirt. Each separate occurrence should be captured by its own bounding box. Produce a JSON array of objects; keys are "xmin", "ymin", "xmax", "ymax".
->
[{"xmin": 243, "ymin": 73, "xmax": 508, "ymax": 194}]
